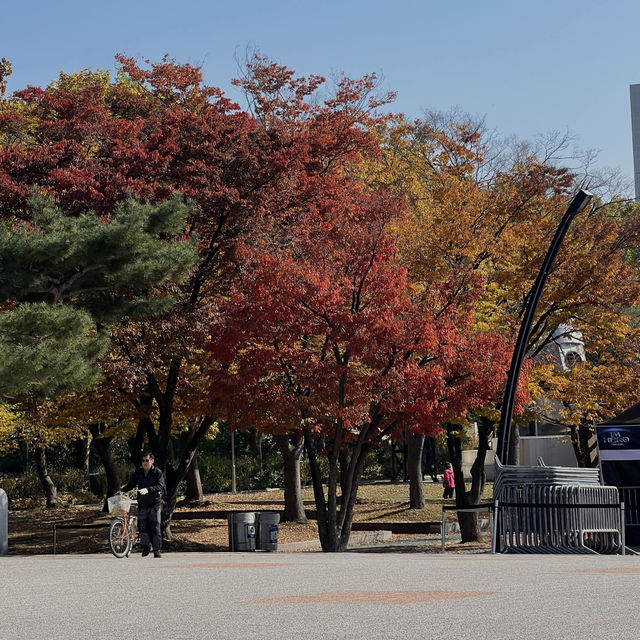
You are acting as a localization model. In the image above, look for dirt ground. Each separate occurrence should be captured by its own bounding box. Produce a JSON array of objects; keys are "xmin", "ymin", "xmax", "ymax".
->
[{"xmin": 6, "ymin": 484, "xmax": 492, "ymax": 555}]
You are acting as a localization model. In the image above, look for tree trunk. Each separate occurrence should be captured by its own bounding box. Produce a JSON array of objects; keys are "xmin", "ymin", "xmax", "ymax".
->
[
  {"xmin": 162, "ymin": 464, "xmax": 179, "ymax": 540},
  {"xmin": 457, "ymin": 505, "xmax": 479, "ymax": 541},
  {"xmin": 100, "ymin": 445, "xmax": 121, "ymax": 509},
  {"xmin": 303, "ymin": 422, "xmax": 372, "ymax": 552},
  {"xmin": 446, "ymin": 429, "xmax": 478, "ymax": 541},
  {"xmin": 569, "ymin": 424, "xmax": 583, "ymax": 467},
  {"xmin": 406, "ymin": 430, "xmax": 425, "ymax": 509},
  {"xmin": 447, "ymin": 420, "xmax": 494, "ymax": 543},
  {"xmin": 88, "ymin": 424, "xmax": 121, "ymax": 512},
  {"xmin": 581, "ymin": 424, "xmax": 599, "ymax": 468},
  {"xmin": 144, "ymin": 369, "xmax": 178, "ymax": 538},
  {"xmin": 423, "ymin": 436, "xmax": 439, "ymax": 482},
  {"xmin": 336, "ymin": 445, "xmax": 368, "ymax": 551},
  {"xmin": 181, "ymin": 426, "xmax": 204, "ymax": 504},
  {"xmin": 276, "ymin": 432, "xmax": 307, "ymax": 522},
  {"xmin": 74, "ymin": 436, "xmax": 90, "ymax": 475},
  {"xmin": 185, "ymin": 454, "xmax": 204, "ymax": 503},
  {"xmin": 161, "ymin": 415, "xmax": 215, "ymax": 539},
  {"xmin": 303, "ymin": 425, "xmax": 332, "ymax": 551},
  {"xmin": 34, "ymin": 446, "xmax": 57, "ymax": 508},
  {"xmin": 569, "ymin": 422, "xmax": 596, "ymax": 468}
]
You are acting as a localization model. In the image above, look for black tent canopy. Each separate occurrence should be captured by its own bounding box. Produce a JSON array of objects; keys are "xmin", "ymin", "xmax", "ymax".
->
[{"xmin": 601, "ymin": 401, "xmax": 640, "ymax": 425}]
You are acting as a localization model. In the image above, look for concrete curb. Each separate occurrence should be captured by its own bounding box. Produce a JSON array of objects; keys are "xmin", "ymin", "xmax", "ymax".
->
[
  {"xmin": 277, "ymin": 529, "xmax": 392, "ymax": 551},
  {"xmin": 277, "ymin": 520, "xmax": 490, "ymax": 551}
]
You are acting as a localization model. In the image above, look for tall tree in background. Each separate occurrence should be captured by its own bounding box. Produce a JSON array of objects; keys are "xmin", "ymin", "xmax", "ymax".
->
[
  {"xmin": 0, "ymin": 54, "xmax": 399, "ymax": 532},
  {"xmin": 208, "ymin": 167, "xmax": 511, "ymax": 550},
  {"xmin": 529, "ymin": 300, "xmax": 640, "ymax": 467},
  {"xmin": 365, "ymin": 113, "xmax": 640, "ymax": 538},
  {"xmin": 365, "ymin": 115, "xmax": 544, "ymax": 522},
  {"xmin": 0, "ymin": 194, "xmax": 197, "ymax": 505}
]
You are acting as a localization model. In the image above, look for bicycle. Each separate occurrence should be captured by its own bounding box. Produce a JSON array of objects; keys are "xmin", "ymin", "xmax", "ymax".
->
[{"xmin": 107, "ymin": 492, "xmax": 140, "ymax": 558}]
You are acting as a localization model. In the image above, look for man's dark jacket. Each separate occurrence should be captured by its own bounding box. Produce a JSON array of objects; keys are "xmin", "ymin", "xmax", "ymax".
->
[{"xmin": 122, "ymin": 466, "xmax": 165, "ymax": 508}]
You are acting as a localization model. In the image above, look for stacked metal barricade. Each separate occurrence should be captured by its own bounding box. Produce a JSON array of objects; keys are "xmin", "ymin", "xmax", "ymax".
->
[{"xmin": 494, "ymin": 458, "xmax": 623, "ymax": 554}]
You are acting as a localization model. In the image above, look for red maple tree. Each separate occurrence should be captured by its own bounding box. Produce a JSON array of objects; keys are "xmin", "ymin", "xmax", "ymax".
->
[
  {"xmin": 208, "ymin": 172, "xmax": 512, "ymax": 550},
  {"xmin": 0, "ymin": 54, "xmax": 400, "ymax": 530}
]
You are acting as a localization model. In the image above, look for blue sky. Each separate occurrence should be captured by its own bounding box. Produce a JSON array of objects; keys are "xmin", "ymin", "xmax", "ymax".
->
[{"xmin": 3, "ymin": 0, "xmax": 640, "ymax": 190}]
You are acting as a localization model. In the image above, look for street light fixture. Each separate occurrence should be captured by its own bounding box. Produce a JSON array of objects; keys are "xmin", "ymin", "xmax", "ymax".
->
[{"xmin": 496, "ymin": 188, "xmax": 594, "ymax": 465}]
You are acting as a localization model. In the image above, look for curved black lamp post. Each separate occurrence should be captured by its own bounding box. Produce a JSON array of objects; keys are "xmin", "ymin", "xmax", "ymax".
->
[{"xmin": 496, "ymin": 188, "xmax": 594, "ymax": 465}]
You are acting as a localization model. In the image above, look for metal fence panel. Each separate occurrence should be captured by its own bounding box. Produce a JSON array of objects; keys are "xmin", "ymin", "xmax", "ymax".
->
[{"xmin": 494, "ymin": 461, "xmax": 622, "ymax": 554}]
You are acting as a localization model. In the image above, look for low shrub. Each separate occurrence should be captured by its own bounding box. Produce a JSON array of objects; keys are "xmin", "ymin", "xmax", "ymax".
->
[
  {"xmin": 300, "ymin": 456, "xmax": 329, "ymax": 486},
  {"xmin": 53, "ymin": 468, "xmax": 88, "ymax": 494},
  {"xmin": 198, "ymin": 456, "xmax": 232, "ymax": 493},
  {"xmin": 68, "ymin": 489, "xmax": 100, "ymax": 505},
  {"xmin": 198, "ymin": 453, "xmax": 287, "ymax": 493},
  {"xmin": 249, "ymin": 458, "xmax": 284, "ymax": 490},
  {"xmin": 0, "ymin": 472, "xmax": 41, "ymax": 501},
  {"xmin": 361, "ymin": 450, "xmax": 384, "ymax": 480}
]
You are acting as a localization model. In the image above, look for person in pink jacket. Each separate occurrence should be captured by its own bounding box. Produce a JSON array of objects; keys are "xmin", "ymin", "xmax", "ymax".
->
[{"xmin": 442, "ymin": 462, "xmax": 455, "ymax": 499}]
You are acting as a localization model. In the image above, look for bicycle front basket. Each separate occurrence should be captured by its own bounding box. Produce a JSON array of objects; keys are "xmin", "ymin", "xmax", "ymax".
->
[{"xmin": 107, "ymin": 494, "xmax": 132, "ymax": 514}]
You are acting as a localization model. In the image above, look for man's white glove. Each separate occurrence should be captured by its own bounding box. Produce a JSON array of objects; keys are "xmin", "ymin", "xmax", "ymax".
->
[{"xmin": 138, "ymin": 488, "xmax": 149, "ymax": 495}]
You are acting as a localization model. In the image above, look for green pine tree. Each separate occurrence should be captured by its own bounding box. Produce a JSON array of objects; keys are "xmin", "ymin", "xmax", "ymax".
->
[{"xmin": 0, "ymin": 194, "xmax": 198, "ymax": 399}]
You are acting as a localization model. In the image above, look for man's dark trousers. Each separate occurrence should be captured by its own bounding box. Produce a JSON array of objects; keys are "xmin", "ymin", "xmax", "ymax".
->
[{"xmin": 138, "ymin": 504, "xmax": 162, "ymax": 552}]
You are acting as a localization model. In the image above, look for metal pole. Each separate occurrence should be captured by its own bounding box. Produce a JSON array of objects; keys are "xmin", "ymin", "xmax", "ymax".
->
[
  {"xmin": 497, "ymin": 189, "xmax": 594, "ymax": 464},
  {"xmin": 231, "ymin": 429, "xmax": 237, "ymax": 494},
  {"xmin": 491, "ymin": 500, "xmax": 499, "ymax": 554},
  {"xmin": 441, "ymin": 507, "xmax": 446, "ymax": 553},
  {"xmin": 621, "ymin": 501, "xmax": 626, "ymax": 556}
]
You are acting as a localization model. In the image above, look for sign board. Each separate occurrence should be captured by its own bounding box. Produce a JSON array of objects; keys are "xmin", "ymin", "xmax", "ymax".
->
[{"xmin": 596, "ymin": 425, "xmax": 640, "ymax": 486}]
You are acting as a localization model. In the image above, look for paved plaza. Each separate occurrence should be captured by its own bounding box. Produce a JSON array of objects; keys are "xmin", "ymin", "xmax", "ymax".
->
[{"xmin": 1, "ymin": 551, "xmax": 640, "ymax": 639}]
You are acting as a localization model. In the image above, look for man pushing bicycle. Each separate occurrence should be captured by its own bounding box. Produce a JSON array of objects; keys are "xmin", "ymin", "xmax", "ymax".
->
[{"xmin": 121, "ymin": 451, "xmax": 166, "ymax": 558}]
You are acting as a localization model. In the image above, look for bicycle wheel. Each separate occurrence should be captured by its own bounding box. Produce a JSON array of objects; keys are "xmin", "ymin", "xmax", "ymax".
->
[{"xmin": 109, "ymin": 517, "xmax": 132, "ymax": 558}]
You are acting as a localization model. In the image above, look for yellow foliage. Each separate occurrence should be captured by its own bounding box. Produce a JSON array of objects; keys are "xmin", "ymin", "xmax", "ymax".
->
[
  {"xmin": 365, "ymin": 114, "xmax": 640, "ymax": 431},
  {"xmin": 48, "ymin": 69, "xmax": 111, "ymax": 92}
]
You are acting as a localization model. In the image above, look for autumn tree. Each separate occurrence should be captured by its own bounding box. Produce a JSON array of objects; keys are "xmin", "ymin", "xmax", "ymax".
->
[
  {"xmin": 207, "ymin": 152, "xmax": 512, "ymax": 551},
  {"xmin": 0, "ymin": 397, "xmax": 94, "ymax": 508},
  {"xmin": 364, "ymin": 115, "xmax": 541, "ymax": 523},
  {"xmin": 0, "ymin": 194, "xmax": 197, "ymax": 504},
  {"xmin": 363, "ymin": 112, "xmax": 640, "ymax": 538},
  {"xmin": 0, "ymin": 54, "xmax": 402, "ymax": 531},
  {"xmin": 528, "ymin": 286, "xmax": 640, "ymax": 467},
  {"xmin": 0, "ymin": 59, "xmax": 263, "ymax": 523}
]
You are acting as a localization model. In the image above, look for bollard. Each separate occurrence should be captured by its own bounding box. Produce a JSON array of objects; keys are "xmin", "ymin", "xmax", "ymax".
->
[
  {"xmin": 0, "ymin": 488, "xmax": 8, "ymax": 555},
  {"xmin": 621, "ymin": 501, "xmax": 626, "ymax": 556},
  {"xmin": 491, "ymin": 499, "xmax": 499, "ymax": 554}
]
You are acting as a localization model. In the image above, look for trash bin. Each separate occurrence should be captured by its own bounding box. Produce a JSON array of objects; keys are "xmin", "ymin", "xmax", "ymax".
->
[
  {"xmin": 0, "ymin": 488, "xmax": 8, "ymax": 556},
  {"xmin": 256, "ymin": 511, "xmax": 280, "ymax": 552},
  {"xmin": 227, "ymin": 512, "xmax": 256, "ymax": 552}
]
